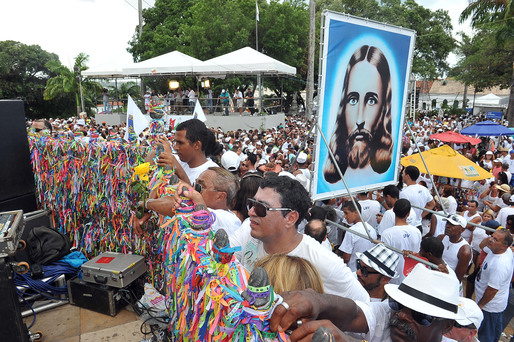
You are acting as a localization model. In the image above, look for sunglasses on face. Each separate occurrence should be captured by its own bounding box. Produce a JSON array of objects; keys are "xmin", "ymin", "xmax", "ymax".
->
[
  {"xmin": 388, "ymin": 297, "xmax": 440, "ymax": 327},
  {"xmin": 246, "ymin": 198, "xmax": 293, "ymax": 218},
  {"xmin": 356, "ymin": 260, "xmax": 381, "ymax": 277}
]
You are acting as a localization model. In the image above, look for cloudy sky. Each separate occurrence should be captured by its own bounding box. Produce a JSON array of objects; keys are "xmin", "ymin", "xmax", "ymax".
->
[{"xmin": 0, "ymin": 0, "xmax": 472, "ymax": 70}]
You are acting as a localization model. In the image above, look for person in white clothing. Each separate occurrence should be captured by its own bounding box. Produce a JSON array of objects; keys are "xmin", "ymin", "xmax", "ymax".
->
[
  {"xmin": 355, "ymin": 244, "xmax": 400, "ymax": 302},
  {"xmin": 380, "ymin": 199, "xmax": 422, "ymax": 285},
  {"xmin": 429, "ymin": 196, "xmax": 451, "ymax": 237},
  {"xmin": 338, "ymin": 201, "xmax": 377, "ymax": 272},
  {"xmin": 357, "ymin": 192, "xmax": 381, "ymax": 230},
  {"xmin": 304, "ymin": 219, "xmax": 332, "ymax": 251},
  {"xmin": 496, "ymin": 194, "xmax": 514, "ymax": 228},
  {"xmin": 156, "ymin": 119, "xmax": 220, "ymax": 185},
  {"xmin": 229, "ymin": 175, "xmax": 369, "ymax": 302},
  {"xmin": 133, "ymin": 167, "xmax": 241, "ymax": 236},
  {"xmin": 462, "ymin": 200, "xmax": 483, "ymax": 244},
  {"xmin": 269, "ymin": 264, "xmax": 462, "ymax": 342},
  {"xmin": 442, "ymin": 185, "xmax": 458, "ymax": 215},
  {"xmin": 400, "ymin": 165, "xmax": 435, "ymax": 231},
  {"xmin": 377, "ymin": 184, "xmax": 415, "ymax": 236},
  {"xmin": 438, "ymin": 214, "xmax": 472, "ymax": 292},
  {"xmin": 442, "ymin": 297, "xmax": 483, "ymax": 342},
  {"xmin": 475, "ymin": 228, "xmax": 514, "ymax": 342}
]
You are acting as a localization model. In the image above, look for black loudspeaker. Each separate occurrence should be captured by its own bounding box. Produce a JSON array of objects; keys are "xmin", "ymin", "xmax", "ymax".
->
[
  {"xmin": 0, "ymin": 100, "xmax": 37, "ymax": 212},
  {"xmin": 0, "ymin": 258, "xmax": 29, "ymax": 342}
]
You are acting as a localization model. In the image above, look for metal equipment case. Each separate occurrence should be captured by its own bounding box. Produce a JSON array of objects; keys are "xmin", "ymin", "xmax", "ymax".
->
[{"xmin": 81, "ymin": 252, "xmax": 146, "ymax": 288}]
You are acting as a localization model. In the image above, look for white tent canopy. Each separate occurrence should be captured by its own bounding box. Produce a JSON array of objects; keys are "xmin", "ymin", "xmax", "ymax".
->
[
  {"xmin": 475, "ymin": 93, "xmax": 509, "ymax": 107},
  {"xmin": 194, "ymin": 47, "xmax": 296, "ymax": 76},
  {"xmin": 122, "ymin": 51, "xmax": 204, "ymax": 76},
  {"xmin": 83, "ymin": 60, "xmax": 133, "ymax": 78}
]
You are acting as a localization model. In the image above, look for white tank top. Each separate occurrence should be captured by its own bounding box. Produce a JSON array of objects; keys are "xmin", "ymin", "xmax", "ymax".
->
[
  {"xmin": 442, "ymin": 235, "xmax": 471, "ymax": 271},
  {"xmin": 462, "ymin": 211, "xmax": 481, "ymax": 243}
]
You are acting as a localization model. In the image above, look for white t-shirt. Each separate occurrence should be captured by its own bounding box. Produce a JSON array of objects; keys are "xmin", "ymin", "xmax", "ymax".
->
[
  {"xmin": 355, "ymin": 301, "xmax": 392, "ymax": 342},
  {"xmin": 400, "ymin": 184, "xmax": 433, "ymax": 227},
  {"xmin": 433, "ymin": 212, "xmax": 447, "ymax": 238},
  {"xmin": 462, "ymin": 211, "xmax": 481, "ymax": 243},
  {"xmin": 475, "ymin": 247, "xmax": 514, "ymax": 312},
  {"xmin": 338, "ymin": 222, "xmax": 377, "ymax": 272},
  {"xmin": 358, "ymin": 199, "xmax": 381, "ymax": 229},
  {"xmin": 178, "ymin": 158, "xmax": 218, "ymax": 184},
  {"xmin": 496, "ymin": 206, "xmax": 514, "ymax": 228},
  {"xmin": 229, "ymin": 220, "xmax": 370, "ymax": 302},
  {"xmin": 380, "ymin": 224, "xmax": 422, "ymax": 284},
  {"xmin": 210, "ymin": 209, "xmax": 241, "ymax": 237},
  {"xmin": 446, "ymin": 196, "xmax": 458, "ymax": 215},
  {"xmin": 377, "ymin": 208, "xmax": 416, "ymax": 236}
]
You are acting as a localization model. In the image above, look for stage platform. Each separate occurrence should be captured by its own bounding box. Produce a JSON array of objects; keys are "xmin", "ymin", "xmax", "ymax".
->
[{"xmin": 94, "ymin": 112, "xmax": 285, "ymax": 132}]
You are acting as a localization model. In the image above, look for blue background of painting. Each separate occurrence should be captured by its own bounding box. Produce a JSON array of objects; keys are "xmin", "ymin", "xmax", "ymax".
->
[{"xmin": 315, "ymin": 17, "xmax": 414, "ymax": 197}]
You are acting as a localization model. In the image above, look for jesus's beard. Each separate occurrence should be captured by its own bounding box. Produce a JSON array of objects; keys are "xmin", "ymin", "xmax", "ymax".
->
[{"xmin": 346, "ymin": 128, "xmax": 373, "ymax": 169}]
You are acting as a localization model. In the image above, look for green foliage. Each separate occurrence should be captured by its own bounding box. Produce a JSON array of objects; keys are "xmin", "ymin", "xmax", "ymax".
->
[
  {"xmin": 451, "ymin": 28, "xmax": 513, "ymax": 91},
  {"xmin": 316, "ymin": 0, "xmax": 455, "ymax": 79},
  {"xmin": 44, "ymin": 53, "xmax": 102, "ymax": 115},
  {"xmin": 0, "ymin": 40, "xmax": 74, "ymax": 117}
]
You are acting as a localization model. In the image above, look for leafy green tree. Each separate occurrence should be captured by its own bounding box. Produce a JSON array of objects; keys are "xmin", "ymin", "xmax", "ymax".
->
[
  {"xmin": 0, "ymin": 40, "xmax": 74, "ymax": 117},
  {"xmin": 459, "ymin": 0, "xmax": 514, "ymax": 123},
  {"xmin": 44, "ymin": 53, "xmax": 102, "ymax": 115},
  {"xmin": 118, "ymin": 81, "xmax": 142, "ymax": 106}
]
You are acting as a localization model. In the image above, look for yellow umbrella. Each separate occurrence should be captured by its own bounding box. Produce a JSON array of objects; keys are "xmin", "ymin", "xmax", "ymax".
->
[{"xmin": 401, "ymin": 145, "xmax": 492, "ymax": 181}]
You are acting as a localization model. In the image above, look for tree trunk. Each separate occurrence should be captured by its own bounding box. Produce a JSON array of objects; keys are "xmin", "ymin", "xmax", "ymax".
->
[
  {"xmin": 305, "ymin": 0, "xmax": 315, "ymax": 118},
  {"xmin": 462, "ymin": 83, "xmax": 468, "ymax": 110},
  {"xmin": 507, "ymin": 64, "xmax": 514, "ymax": 127}
]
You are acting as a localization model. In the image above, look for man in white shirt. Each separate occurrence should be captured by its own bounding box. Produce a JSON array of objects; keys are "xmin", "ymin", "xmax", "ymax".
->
[
  {"xmin": 496, "ymin": 195, "xmax": 514, "ymax": 228},
  {"xmin": 377, "ymin": 184, "xmax": 415, "ymax": 236},
  {"xmin": 269, "ymin": 264, "xmax": 462, "ymax": 342},
  {"xmin": 229, "ymin": 175, "xmax": 369, "ymax": 302},
  {"xmin": 338, "ymin": 201, "xmax": 377, "ymax": 272},
  {"xmin": 304, "ymin": 219, "xmax": 332, "ymax": 251},
  {"xmin": 357, "ymin": 192, "xmax": 381, "ymax": 230},
  {"xmin": 156, "ymin": 119, "xmax": 219, "ymax": 185},
  {"xmin": 400, "ymin": 165, "xmax": 435, "ymax": 231},
  {"xmin": 134, "ymin": 167, "xmax": 241, "ymax": 236},
  {"xmin": 475, "ymin": 228, "xmax": 514, "ymax": 342},
  {"xmin": 380, "ymin": 199, "xmax": 422, "ymax": 284}
]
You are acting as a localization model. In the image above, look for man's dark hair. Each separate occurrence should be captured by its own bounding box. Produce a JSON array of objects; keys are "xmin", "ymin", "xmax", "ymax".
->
[
  {"xmin": 260, "ymin": 176, "xmax": 311, "ymax": 227},
  {"xmin": 393, "ymin": 198, "xmax": 411, "ymax": 219},
  {"xmin": 421, "ymin": 236, "xmax": 444, "ymax": 258},
  {"xmin": 467, "ymin": 200, "xmax": 478, "ymax": 207},
  {"xmin": 404, "ymin": 165, "xmax": 420, "ymax": 181},
  {"xmin": 442, "ymin": 185, "xmax": 454, "ymax": 197},
  {"xmin": 43, "ymin": 120, "xmax": 52, "ymax": 132},
  {"xmin": 497, "ymin": 228, "xmax": 514, "ymax": 246},
  {"xmin": 175, "ymin": 119, "xmax": 222, "ymax": 156},
  {"xmin": 343, "ymin": 201, "xmax": 361, "ymax": 213},
  {"xmin": 308, "ymin": 206, "xmax": 327, "ymax": 221},
  {"xmin": 382, "ymin": 184, "xmax": 399, "ymax": 199},
  {"xmin": 247, "ymin": 153, "xmax": 257, "ymax": 166},
  {"xmin": 304, "ymin": 219, "xmax": 327, "ymax": 244}
]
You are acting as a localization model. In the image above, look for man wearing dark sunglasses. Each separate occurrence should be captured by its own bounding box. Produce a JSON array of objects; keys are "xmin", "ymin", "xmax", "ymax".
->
[
  {"xmin": 269, "ymin": 263, "xmax": 462, "ymax": 342},
  {"xmin": 229, "ymin": 175, "xmax": 370, "ymax": 303}
]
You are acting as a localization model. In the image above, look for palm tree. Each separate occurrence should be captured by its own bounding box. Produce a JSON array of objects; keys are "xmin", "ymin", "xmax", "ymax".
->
[
  {"xmin": 460, "ymin": 0, "xmax": 514, "ymax": 124},
  {"xmin": 44, "ymin": 53, "xmax": 101, "ymax": 114},
  {"xmin": 118, "ymin": 81, "xmax": 142, "ymax": 107}
]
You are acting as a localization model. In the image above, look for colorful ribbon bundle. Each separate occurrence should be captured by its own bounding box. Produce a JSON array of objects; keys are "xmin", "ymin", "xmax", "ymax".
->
[
  {"xmin": 160, "ymin": 212, "xmax": 287, "ymax": 341},
  {"xmin": 28, "ymin": 135, "xmax": 158, "ymax": 268}
]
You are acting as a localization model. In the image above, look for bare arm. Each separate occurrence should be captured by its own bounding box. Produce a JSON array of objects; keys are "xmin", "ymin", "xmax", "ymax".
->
[
  {"xmin": 455, "ymin": 244, "xmax": 472, "ymax": 282},
  {"xmin": 477, "ymin": 286, "xmax": 499, "ymax": 309},
  {"xmin": 422, "ymin": 199, "xmax": 436, "ymax": 219},
  {"xmin": 341, "ymin": 252, "xmax": 351, "ymax": 265},
  {"xmin": 269, "ymin": 290, "xmax": 369, "ymax": 336}
]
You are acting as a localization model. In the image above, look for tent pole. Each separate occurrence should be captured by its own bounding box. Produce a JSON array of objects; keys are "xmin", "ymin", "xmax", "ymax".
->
[
  {"xmin": 405, "ymin": 123, "xmax": 447, "ymax": 215},
  {"xmin": 326, "ymin": 219, "xmax": 439, "ymax": 269},
  {"xmin": 409, "ymin": 205, "xmax": 495, "ymax": 233}
]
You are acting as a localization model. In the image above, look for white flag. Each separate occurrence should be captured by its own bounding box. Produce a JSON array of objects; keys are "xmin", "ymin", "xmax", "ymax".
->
[
  {"xmin": 256, "ymin": 1, "xmax": 259, "ymax": 22},
  {"xmin": 193, "ymin": 99, "xmax": 207, "ymax": 122},
  {"xmin": 124, "ymin": 95, "xmax": 149, "ymax": 141}
]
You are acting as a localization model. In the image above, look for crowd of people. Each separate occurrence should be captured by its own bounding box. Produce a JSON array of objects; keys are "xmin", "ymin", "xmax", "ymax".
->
[{"xmin": 28, "ymin": 110, "xmax": 514, "ymax": 342}]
